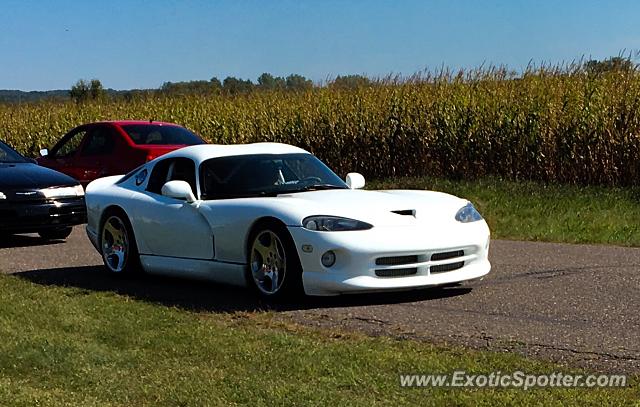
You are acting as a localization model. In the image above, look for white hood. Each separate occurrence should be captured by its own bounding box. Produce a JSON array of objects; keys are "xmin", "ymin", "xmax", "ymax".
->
[{"xmin": 272, "ymin": 189, "xmax": 468, "ymax": 227}]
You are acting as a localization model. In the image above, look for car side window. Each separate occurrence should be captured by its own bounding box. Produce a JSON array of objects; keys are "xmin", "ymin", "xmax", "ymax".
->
[
  {"xmin": 80, "ymin": 127, "xmax": 116, "ymax": 156},
  {"xmin": 52, "ymin": 129, "xmax": 87, "ymax": 158},
  {"xmin": 146, "ymin": 158, "xmax": 197, "ymax": 195},
  {"xmin": 146, "ymin": 159, "xmax": 173, "ymax": 194},
  {"xmin": 167, "ymin": 158, "xmax": 197, "ymax": 194}
]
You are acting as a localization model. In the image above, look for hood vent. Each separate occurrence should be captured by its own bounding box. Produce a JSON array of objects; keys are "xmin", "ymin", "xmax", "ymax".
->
[{"xmin": 391, "ymin": 209, "xmax": 415, "ymax": 217}]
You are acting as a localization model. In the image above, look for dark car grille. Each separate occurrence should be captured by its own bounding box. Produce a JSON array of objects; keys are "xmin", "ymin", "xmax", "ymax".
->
[
  {"xmin": 375, "ymin": 255, "xmax": 419, "ymax": 266},
  {"xmin": 0, "ymin": 197, "xmax": 86, "ymax": 231},
  {"xmin": 430, "ymin": 261, "xmax": 465, "ymax": 273},
  {"xmin": 431, "ymin": 250, "xmax": 464, "ymax": 261},
  {"xmin": 0, "ymin": 208, "xmax": 16, "ymax": 219},
  {"xmin": 49, "ymin": 204, "xmax": 84, "ymax": 216},
  {"xmin": 375, "ymin": 268, "xmax": 418, "ymax": 277}
]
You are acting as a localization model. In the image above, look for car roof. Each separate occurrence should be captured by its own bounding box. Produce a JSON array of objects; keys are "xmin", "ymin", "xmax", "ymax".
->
[
  {"xmin": 159, "ymin": 143, "xmax": 310, "ymax": 163},
  {"xmin": 90, "ymin": 120, "xmax": 184, "ymax": 127}
]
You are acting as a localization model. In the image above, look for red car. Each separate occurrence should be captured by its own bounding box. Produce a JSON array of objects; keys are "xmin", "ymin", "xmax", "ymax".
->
[{"xmin": 37, "ymin": 121, "xmax": 205, "ymax": 185}]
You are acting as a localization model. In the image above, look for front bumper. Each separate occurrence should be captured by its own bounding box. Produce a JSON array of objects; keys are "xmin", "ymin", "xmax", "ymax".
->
[
  {"xmin": 288, "ymin": 221, "xmax": 491, "ymax": 296},
  {"xmin": 0, "ymin": 197, "xmax": 87, "ymax": 233}
]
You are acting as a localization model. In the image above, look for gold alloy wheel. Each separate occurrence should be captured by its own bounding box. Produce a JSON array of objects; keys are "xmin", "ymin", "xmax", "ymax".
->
[
  {"xmin": 250, "ymin": 230, "xmax": 287, "ymax": 295},
  {"xmin": 101, "ymin": 216, "xmax": 129, "ymax": 273}
]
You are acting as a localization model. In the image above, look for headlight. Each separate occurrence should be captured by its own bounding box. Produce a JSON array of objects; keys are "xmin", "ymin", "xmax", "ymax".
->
[
  {"xmin": 40, "ymin": 185, "xmax": 84, "ymax": 199},
  {"xmin": 0, "ymin": 192, "xmax": 5, "ymax": 200},
  {"xmin": 455, "ymin": 202, "xmax": 483, "ymax": 223},
  {"xmin": 302, "ymin": 216, "xmax": 372, "ymax": 231}
]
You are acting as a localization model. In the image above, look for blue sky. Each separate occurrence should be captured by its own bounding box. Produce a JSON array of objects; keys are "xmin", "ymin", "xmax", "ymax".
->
[{"xmin": 1, "ymin": 0, "xmax": 638, "ymax": 90}]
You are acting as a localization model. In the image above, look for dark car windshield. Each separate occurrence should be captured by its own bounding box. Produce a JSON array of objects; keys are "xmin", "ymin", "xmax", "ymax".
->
[
  {"xmin": 200, "ymin": 153, "xmax": 348, "ymax": 199},
  {"xmin": 121, "ymin": 124, "xmax": 204, "ymax": 146},
  {"xmin": 0, "ymin": 141, "xmax": 28, "ymax": 163}
]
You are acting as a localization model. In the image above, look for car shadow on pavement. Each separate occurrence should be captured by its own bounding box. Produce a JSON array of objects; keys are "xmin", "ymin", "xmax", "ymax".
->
[
  {"xmin": 15, "ymin": 266, "xmax": 472, "ymax": 313},
  {"xmin": 0, "ymin": 234, "xmax": 65, "ymax": 249}
]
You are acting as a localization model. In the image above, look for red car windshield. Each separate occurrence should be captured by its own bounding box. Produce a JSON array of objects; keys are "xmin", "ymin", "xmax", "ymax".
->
[{"xmin": 121, "ymin": 124, "xmax": 204, "ymax": 146}]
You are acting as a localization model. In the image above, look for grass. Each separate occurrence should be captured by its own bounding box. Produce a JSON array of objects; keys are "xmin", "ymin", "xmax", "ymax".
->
[
  {"xmin": 0, "ymin": 274, "xmax": 636, "ymax": 406},
  {"xmin": 369, "ymin": 177, "xmax": 640, "ymax": 246}
]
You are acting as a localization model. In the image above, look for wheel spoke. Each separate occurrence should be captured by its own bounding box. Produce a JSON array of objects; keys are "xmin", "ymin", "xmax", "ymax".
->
[
  {"xmin": 253, "ymin": 236, "xmax": 272, "ymax": 260},
  {"xmin": 112, "ymin": 249, "xmax": 126, "ymax": 271},
  {"xmin": 104, "ymin": 221, "xmax": 119, "ymax": 239},
  {"xmin": 270, "ymin": 267, "xmax": 279, "ymax": 292}
]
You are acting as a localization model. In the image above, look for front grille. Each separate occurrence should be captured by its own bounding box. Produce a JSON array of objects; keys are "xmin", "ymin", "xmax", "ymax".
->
[
  {"xmin": 0, "ymin": 209, "xmax": 16, "ymax": 223},
  {"xmin": 375, "ymin": 268, "xmax": 418, "ymax": 277},
  {"xmin": 375, "ymin": 255, "xmax": 418, "ymax": 266},
  {"xmin": 50, "ymin": 205, "xmax": 84, "ymax": 216},
  {"xmin": 431, "ymin": 250, "xmax": 464, "ymax": 261},
  {"xmin": 430, "ymin": 261, "xmax": 464, "ymax": 273}
]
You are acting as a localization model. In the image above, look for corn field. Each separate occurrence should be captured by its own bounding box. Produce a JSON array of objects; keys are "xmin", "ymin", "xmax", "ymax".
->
[{"xmin": 3, "ymin": 66, "xmax": 640, "ymax": 186}]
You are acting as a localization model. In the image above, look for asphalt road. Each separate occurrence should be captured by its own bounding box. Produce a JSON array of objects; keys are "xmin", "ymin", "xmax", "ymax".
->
[{"xmin": 1, "ymin": 226, "xmax": 638, "ymax": 373}]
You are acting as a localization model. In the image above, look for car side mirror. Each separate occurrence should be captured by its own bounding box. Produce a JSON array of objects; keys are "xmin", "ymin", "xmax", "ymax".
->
[
  {"xmin": 161, "ymin": 180, "xmax": 196, "ymax": 203},
  {"xmin": 346, "ymin": 172, "xmax": 365, "ymax": 189},
  {"xmin": 39, "ymin": 148, "xmax": 49, "ymax": 157}
]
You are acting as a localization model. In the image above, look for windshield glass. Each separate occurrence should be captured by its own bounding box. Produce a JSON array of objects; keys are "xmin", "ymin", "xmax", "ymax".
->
[
  {"xmin": 200, "ymin": 153, "xmax": 348, "ymax": 199},
  {"xmin": 121, "ymin": 124, "xmax": 204, "ymax": 146},
  {"xmin": 0, "ymin": 141, "xmax": 27, "ymax": 163}
]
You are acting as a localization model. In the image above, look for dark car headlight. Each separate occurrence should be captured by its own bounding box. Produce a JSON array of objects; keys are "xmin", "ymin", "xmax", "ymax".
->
[
  {"xmin": 302, "ymin": 216, "xmax": 372, "ymax": 231},
  {"xmin": 39, "ymin": 185, "xmax": 84, "ymax": 199},
  {"xmin": 455, "ymin": 202, "xmax": 483, "ymax": 223}
]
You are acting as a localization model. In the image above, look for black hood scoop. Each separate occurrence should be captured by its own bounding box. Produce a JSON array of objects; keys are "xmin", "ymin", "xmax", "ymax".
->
[{"xmin": 391, "ymin": 209, "xmax": 416, "ymax": 217}]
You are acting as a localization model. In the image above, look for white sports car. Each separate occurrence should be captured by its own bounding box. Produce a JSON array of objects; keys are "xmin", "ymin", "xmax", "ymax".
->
[{"xmin": 85, "ymin": 143, "xmax": 490, "ymax": 298}]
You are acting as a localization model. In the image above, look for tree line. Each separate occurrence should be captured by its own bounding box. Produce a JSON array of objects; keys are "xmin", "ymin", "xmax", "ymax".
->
[
  {"xmin": 0, "ymin": 56, "xmax": 636, "ymax": 104},
  {"xmin": 67, "ymin": 73, "xmax": 373, "ymax": 103}
]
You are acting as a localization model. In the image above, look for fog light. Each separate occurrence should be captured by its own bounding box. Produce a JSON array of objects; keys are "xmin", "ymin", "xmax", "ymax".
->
[{"xmin": 321, "ymin": 250, "xmax": 336, "ymax": 267}]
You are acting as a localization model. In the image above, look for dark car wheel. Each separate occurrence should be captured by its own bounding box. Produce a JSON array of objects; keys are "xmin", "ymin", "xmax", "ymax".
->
[
  {"xmin": 246, "ymin": 220, "xmax": 304, "ymax": 300},
  {"xmin": 99, "ymin": 211, "xmax": 141, "ymax": 275},
  {"xmin": 38, "ymin": 227, "xmax": 73, "ymax": 240}
]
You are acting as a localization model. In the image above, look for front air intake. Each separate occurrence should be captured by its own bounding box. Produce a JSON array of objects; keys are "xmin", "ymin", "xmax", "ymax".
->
[{"xmin": 375, "ymin": 268, "xmax": 418, "ymax": 277}]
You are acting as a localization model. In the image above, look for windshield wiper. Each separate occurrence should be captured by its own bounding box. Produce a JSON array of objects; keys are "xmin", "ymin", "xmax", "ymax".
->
[{"xmin": 283, "ymin": 183, "xmax": 347, "ymax": 193}]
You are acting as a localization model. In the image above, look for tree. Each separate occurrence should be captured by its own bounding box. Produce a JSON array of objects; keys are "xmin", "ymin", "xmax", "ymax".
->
[
  {"xmin": 210, "ymin": 77, "xmax": 223, "ymax": 93},
  {"xmin": 257, "ymin": 73, "xmax": 286, "ymax": 90},
  {"xmin": 330, "ymin": 74, "xmax": 371, "ymax": 89},
  {"xmin": 585, "ymin": 57, "xmax": 637, "ymax": 74},
  {"xmin": 222, "ymin": 76, "xmax": 254, "ymax": 95},
  {"xmin": 69, "ymin": 79, "xmax": 90, "ymax": 103},
  {"xmin": 89, "ymin": 79, "xmax": 105, "ymax": 100},
  {"xmin": 285, "ymin": 74, "xmax": 313, "ymax": 91},
  {"xmin": 70, "ymin": 78, "xmax": 105, "ymax": 103},
  {"xmin": 160, "ymin": 79, "xmax": 221, "ymax": 95}
]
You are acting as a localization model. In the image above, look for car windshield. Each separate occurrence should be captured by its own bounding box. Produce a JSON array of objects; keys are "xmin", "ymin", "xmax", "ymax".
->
[
  {"xmin": 0, "ymin": 141, "xmax": 27, "ymax": 163},
  {"xmin": 200, "ymin": 153, "xmax": 348, "ymax": 199},
  {"xmin": 121, "ymin": 124, "xmax": 204, "ymax": 146}
]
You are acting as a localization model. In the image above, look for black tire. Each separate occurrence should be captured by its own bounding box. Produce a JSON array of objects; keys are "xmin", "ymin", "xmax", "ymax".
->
[
  {"xmin": 246, "ymin": 220, "xmax": 304, "ymax": 300},
  {"xmin": 99, "ymin": 209, "xmax": 141, "ymax": 275},
  {"xmin": 38, "ymin": 227, "xmax": 73, "ymax": 240}
]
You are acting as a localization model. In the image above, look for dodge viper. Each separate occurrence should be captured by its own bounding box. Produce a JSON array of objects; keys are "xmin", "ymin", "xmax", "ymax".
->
[{"xmin": 85, "ymin": 143, "xmax": 490, "ymax": 298}]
